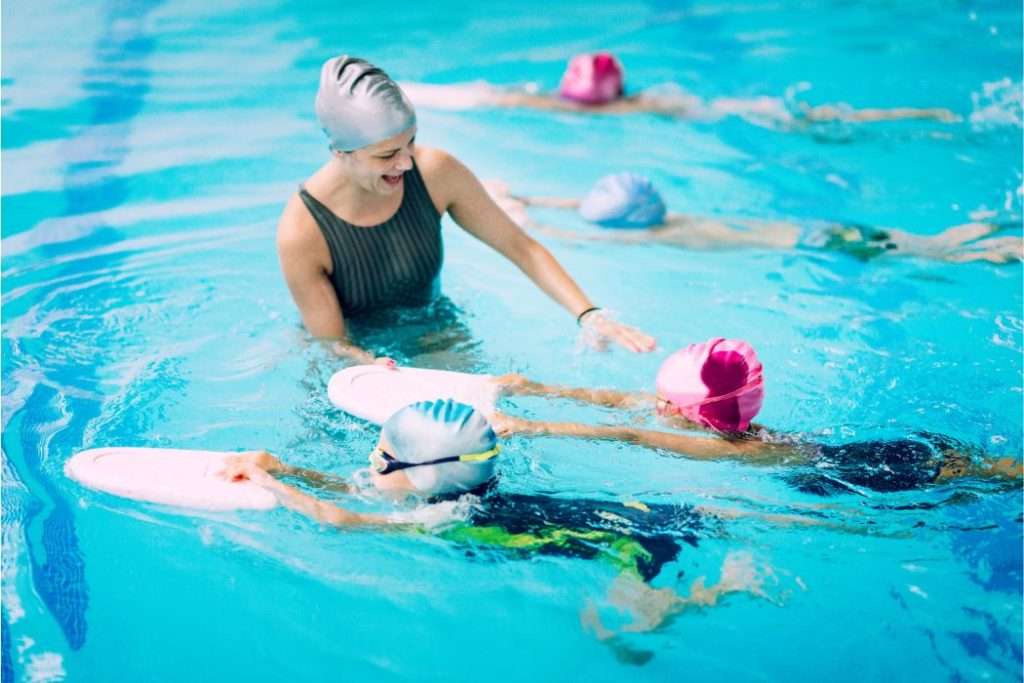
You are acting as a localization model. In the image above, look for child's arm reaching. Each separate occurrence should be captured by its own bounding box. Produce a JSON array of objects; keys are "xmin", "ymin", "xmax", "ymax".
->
[
  {"xmin": 494, "ymin": 373, "xmax": 653, "ymax": 410},
  {"xmin": 492, "ymin": 413, "xmax": 793, "ymax": 463},
  {"xmin": 222, "ymin": 456, "xmax": 388, "ymax": 527},
  {"xmin": 227, "ymin": 450, "xmax": 355, "ymax": 493}
]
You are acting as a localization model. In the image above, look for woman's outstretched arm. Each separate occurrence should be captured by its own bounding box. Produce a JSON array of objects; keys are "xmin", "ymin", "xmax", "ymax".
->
[
  {"xmin": 524, "ymin": 212, "xmax": 803, "ymax": 251},
  {"xmin": 428, "ymin": 149, "xmax": 656, "ymax": 353}
]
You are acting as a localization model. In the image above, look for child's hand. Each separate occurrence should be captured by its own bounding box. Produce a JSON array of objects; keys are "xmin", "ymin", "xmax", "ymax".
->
[
  {"xmin": 494, "ymin": 373, "xmax": 529, "ymax": 389},
  {"xmin": 220, "ymin": 455, "xmax": 279, "ymax": 486},
  {"xmin": 226, "ymin": 450, "xmax": 284, "ymax": 473}
]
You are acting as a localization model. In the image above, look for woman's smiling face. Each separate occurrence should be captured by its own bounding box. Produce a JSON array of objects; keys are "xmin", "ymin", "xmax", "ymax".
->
[{"xmin": 340, "ymin": 126, "xmax": 417, "ymax": 195}]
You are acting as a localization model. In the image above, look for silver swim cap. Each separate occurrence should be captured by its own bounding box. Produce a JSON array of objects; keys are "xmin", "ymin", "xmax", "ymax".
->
[
  {"xmin": 381, "ymin": 399, "xmax": 498, "ymax": 496},
  {"xmin": 315, "ymin": 55, "xmax": 417, "ymax": 152}
]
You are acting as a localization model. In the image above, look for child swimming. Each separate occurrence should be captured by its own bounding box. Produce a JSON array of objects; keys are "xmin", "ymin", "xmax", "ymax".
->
[
  {"xmin": 475, "ymin": 338, "xmax": 1021, "ymax": 493},
  {"xmin": 401, "ymin": 52, "xmax": 962, "ymax": 129},
  {"xmin": 485, "ymin": 174, "xmax": 1023, "ymax": 265},
  {"xmin": 221, "ymin": 399, "xmax": 774, "ymax": 659}
]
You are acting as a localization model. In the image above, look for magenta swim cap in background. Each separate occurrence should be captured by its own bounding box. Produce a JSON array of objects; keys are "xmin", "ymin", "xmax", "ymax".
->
[
  {"xmin": 559, "ymin": 52, "xmax": 625, "ymax": 105},
  {"xmin": 655, "ymin": 338, "xmax": 764, "ymax": 432}
]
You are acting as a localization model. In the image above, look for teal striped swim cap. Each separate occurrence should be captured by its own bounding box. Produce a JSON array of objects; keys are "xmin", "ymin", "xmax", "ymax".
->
[{"xmin": 381, "ymin": 399, "xmax": 498, "ymax": 496}]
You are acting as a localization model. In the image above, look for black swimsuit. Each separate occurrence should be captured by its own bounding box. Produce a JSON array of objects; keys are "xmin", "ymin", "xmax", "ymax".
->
[
  {"xmin": 299, "ymin": 161, "xmax": 443, "ymax": 317},
  {"xmin": 440, "ymin": 493, "xmax": 706, "ymax": 582},
  {"xmin": 786, "ymin": 432, "xmax": 966, "ymax": 494}
]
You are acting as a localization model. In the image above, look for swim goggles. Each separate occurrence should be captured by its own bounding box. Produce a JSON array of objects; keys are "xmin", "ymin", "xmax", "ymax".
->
[{"xmin": 368, "ymin": 445, "xmax": 501, "ymax": 475}]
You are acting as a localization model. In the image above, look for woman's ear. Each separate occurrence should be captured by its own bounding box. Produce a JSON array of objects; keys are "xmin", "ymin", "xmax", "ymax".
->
[{"xmin": 333, "ymin": 148, "xmax": 356, "ymax": 165}]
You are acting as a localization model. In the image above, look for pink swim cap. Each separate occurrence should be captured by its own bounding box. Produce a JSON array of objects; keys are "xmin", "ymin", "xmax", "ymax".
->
[
  {"xmin": 655, "ymin": 338, "xmax": 764, "ymax": 432},
  {"xmin": 559, "ymin": 52, "xmax": 625, "ymax": 105}
]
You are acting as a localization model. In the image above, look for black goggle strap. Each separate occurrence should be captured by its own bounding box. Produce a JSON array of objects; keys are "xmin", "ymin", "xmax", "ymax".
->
[{"xmin": 373, "ymin": 446, "xmax": 501, "ymax": 475}]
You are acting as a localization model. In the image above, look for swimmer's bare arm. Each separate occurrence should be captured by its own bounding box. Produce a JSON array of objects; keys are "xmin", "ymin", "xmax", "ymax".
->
[
  {"xmin": 799, "ymin": 103, "xmax": 961, "ymax": 124},
  {"xmin": 529, "ymin": 221, "xmax": 657, "ymax": 244},
  {"xmin": 493, "ymin": 373, "xmax": 652, "ymax": 409},
  {"xmin": 526, "ymin": 215, "xmax": 803, "ymax": 251},
  {"xmin": 514, "ymin": 195, "xmax": 580, "ymax": 210},
  {"xmin": 503, "ymin": 195, "xmax": 801, "ymax": 250},
  {"xmin": 227, "ymin": 451, "xmax": 354, "ymax": 493},
  {"xmin": 418, "ymin": 82, "xmax": 959, "ymax": 124},
  {"xmin": 223, "ymin": 455, "xmax": 388, "ymax": 527},
  {"xmin": 701, "ymin": 94, "xmax": 960, "ymax": 126},
  {"xmin": 491, "ymin": 92, "xmax": 681, "ymax": 116},
  {"xmin": 399, "ymin": 84, "xmax": 584, "ymax": 113},
  {"xmin": 276, "ymin": 195, "xmax": 388, "ymax": 366},
  {"xmin": 490, "ymin": 182, "xmax": 798, "ymax": 250},
  {"xmin": 403, "ymin": 82, "xmax": 692, "ymax": 117},
  {"xmin": 492, "ymin": 414, "xmax": 794, "ymax": 463},
  {"xmin": 491, "ymin": 374, "xmax": 776, "ymax": 434},
  {"xmin": 421, "ymin": 148, "xmax": 655, "ymax": 353}
]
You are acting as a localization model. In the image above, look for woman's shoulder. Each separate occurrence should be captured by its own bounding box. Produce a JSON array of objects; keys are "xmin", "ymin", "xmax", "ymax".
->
[
  {"xmin": 414, "ymin": 146, "xmax": 477, "ymax": 210},
  {"xmin": 415, "ymin": 146, "xmax": 478, "ymax": 184},
  {"xmin": 414, "ymin": 145, "xmax": 461, "ymax": 176},
  {"xmin": 277, "ymin": 190, "xmax": 324, "ymax": 253}
]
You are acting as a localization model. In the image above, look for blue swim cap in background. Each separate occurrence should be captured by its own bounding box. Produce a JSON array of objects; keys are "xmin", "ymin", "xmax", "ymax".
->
[
  {"xmin": 578, "ymin": 173, "xmax": 667, "ymax": 229},
  {"xmin": 381, "ymin": 399, "xmax": 498, "ymax": 496}
]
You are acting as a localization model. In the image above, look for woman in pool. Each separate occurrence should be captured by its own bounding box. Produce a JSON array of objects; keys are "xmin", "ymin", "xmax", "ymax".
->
[
  {"xmin": 401, "ymin": 52, "xmax": 961, "ymax": 128},
  {"xmin": 222, "ymin": 399, "xmax": 771, "ymax": 657},
  {"xmin": 278, "ymin": 55, "xmax": 655, "ymax": 365},
  {"xmin": 485, "ymin": 174, "xmax": 1023, "ymax": 265}
]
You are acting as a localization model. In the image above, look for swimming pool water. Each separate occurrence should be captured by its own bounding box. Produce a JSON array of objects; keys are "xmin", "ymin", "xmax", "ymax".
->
[{"xmin": 3, "ymin": 0, "xmax": 1022, "ymax": 680}]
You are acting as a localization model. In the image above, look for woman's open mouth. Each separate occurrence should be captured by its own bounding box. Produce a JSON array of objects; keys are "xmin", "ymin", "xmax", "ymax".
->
[{"xmin": 382, "ymin": 173, "xmax": 404, "ymax": 187}]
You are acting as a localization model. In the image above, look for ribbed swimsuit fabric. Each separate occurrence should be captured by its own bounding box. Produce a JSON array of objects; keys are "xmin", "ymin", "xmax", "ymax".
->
[{"xmin": 298, "ymin": 161, "xmax": 443, "ymax": 317}]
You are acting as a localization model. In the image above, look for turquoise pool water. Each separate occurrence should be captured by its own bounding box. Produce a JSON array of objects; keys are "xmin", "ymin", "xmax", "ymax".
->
[{"xmin": 3, "ymin": 0, "xmax": 1022, "ymax": 680}]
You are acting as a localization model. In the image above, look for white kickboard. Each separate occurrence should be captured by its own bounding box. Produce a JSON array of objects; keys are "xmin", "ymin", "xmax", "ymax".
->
[
  {"xmin": 65, "ymin": 447, "xmax": 278, "ymax": 511},
  {"xmin": 327, "ymin": 365, "xmax": 498, "ymax": 426}
]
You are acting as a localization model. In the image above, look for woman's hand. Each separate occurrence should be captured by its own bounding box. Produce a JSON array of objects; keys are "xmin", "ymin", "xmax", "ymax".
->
[
  {"xmin": 580, "ymin": 310, "xmax": 656, "ymax": 353},
  {"xmin": 329, "ymin": 342, "xmax": 397, "ymax": 368}
]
